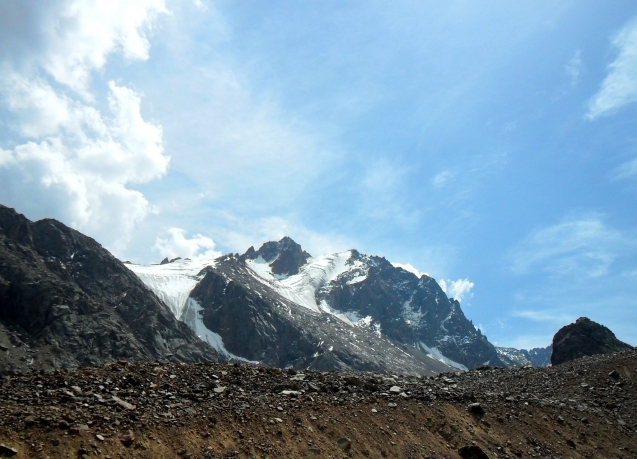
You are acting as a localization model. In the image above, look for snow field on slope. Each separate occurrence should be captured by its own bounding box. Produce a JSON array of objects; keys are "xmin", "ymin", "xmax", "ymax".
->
[
  {"xmin": 126, "ymin": 257, "xmax": 218, "ymax": 319},
  {"xmin": 246, "ymin": 251, "xmax": 368, "ymax": 314}
]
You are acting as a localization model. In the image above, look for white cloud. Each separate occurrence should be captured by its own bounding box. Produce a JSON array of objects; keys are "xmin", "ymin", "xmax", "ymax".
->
[
  {"xmin": 391, "ymin": 262, "xmax": 429, "ymax": 278},
  {"xmin": 154, "ymin": 228, "xmax": 221, "ymax": 260},
  {"xmin": 432, "ymin": 170, "xmax": 454, "ymax": 188},
  {"xmin": 0, "ymin": 0, "xmax": 167, "ymax": 94},
  {"xmin": 509, "ymin": 213, "xmax": 633, "ymax": 279},
  {"xmin": 587, "ymin": 16, "xmax": 637, "ymax": 119},
  {"xmin": 439, "ymin": 278, "xmax": 474, "ymax": 303},
  {"xmin": 0, "ymin": 1, "xmax": 169, "ymax": 254}
]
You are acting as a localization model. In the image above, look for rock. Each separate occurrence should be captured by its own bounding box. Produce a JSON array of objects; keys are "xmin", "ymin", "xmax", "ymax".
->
[
  {"xmin": 609, "ymin": 370, "xmax": 620, "ymax": 379},
  {"xmin": 458, "ymin": 445, "xmax": 490, "ymax": 459},
  {"xmin": 70, "ymin": 385, "xmax": 83, "ymax": 395},
  {"xmin": 95, "ymin": 434, "xmax": 105, "ymax": 441},
  {"xmin": 0, "ymin": 444, "xmax": 18, "ymax": 457},
  {"xmin": 213, "ymin": 387, "xmax": 226, "ymax": 394},
  {"xmin": 336, "ymin": 437, "xmax": 352, "ymax": 451},
  {"xmin": 111, "ymin": 396, "xmax": 136, "ymax": 410},
  {"xmin": 0, "ymin": 344, "xmax": 8, "ymax": 351},
  {"xmin": 119, "ymin": 430, "xmax": 135, "ymax": 447},
  {"xmin": 389, "ymin": 386, "xmax": 402, "ymax": 393},
  {"xmin": 468, "ymin": 403, "xmax": 485, "ymax": 415},
  {"xmin": 551, "ymin": 317, "xmax": 631, "ymax": 365},
  {"xmin": 308, "ymin": 446, "xmax": 321, "ymax": 454},
  {"xmin": 69, "ymin": 424, "xmax": 89, "ymax": 434}
]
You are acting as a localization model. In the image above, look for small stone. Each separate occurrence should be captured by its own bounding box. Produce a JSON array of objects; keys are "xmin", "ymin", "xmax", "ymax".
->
[
  {"xmin": 371, "ymin": 409, "xmax": 378, "ymax": 413},
  {"xmin": 95, "ymin": 434, "xmax": 105, "ymax": 441},
  {"xmin": 120, "ymin": 430, "xmax": 135, "ymax": 447},
  {"xmin": 387, "ymin": 403, "xmax": 397, "ymax": 408},
  {"xmin": 71, "ymin": 385, "xmax": 83, "ymax": 395},
  {"xmin": 0, "ymin": 343, "xmax": 8, "ymax": 351},
  {"xmin": 274, "ymin": 418, "xmax": 283, "ymax": 423},
  {"xmin": 281, "ymin": 390, "xmax": 301, "ymax": 396},
  {"xmin": 468, "ymin": 403, "xmax": 485, "ymax": 415},
  {"xmin": 389, "ymin": 386, "xmax": 402, "ymax": 393},
  {"xmin": 277, "ymin": 406, "xmax": 284, "ymax": 411},
  {"xmin": 336, "ymin": 437, "xmax": 352, "ymax": 451},
  {"xmin": 557, "ymin": 416, "xmax": 565, "ymax": 423},
  {"xmin": 609, "ymin": 370, "xmax": 620, "ymax": 379},
  {"xmin": 0, "ymin": 444, "xmax": 18, "ymax": 456},
  {"xmin": 213, "ymin": 387, "xmax": 226, "ymax": 394},
  {"xmin": 308, "ymin": 446, "xmax": 321, "ymax": 454}
]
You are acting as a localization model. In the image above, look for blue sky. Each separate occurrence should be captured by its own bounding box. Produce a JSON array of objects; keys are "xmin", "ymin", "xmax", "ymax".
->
[{"xmin": 1, "ymin": 1, "xmax": 636, "ymax": 349}]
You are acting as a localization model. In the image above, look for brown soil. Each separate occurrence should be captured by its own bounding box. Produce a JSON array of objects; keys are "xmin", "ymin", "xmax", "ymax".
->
[{"xmin": 1, "ymin": 349, "xmax": 635, "ymax": 459}]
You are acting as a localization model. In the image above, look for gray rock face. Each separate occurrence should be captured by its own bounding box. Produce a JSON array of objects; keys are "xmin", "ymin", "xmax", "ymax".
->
[
  {"xmin": 551, "ymin": 317, "xmax": 631, "ymax": 365},
  {"xmin": 0, "ymin": 205, "xmax": 222, "ymax": 373},
  {"xmin": 189, "ymin": 256, "xmax": 454, "ymax": 375},
  {"xmin": 313, "ymin": 250, "xmax": 504, "ymax": 369}
]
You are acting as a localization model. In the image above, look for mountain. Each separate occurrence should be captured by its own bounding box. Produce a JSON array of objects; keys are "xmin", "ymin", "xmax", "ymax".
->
[
  {"xmin": 551, "ymin": 317, "xmax": 632, "ymax": 365},
  {"xmin": 496, "ymin": 345, "xmax": 552, "ymax": 367},
  {"xmin": 128, "ymin": 237, "xmax": 507, "ymax": 373},
  {"xmin": 0, "ymin": 205, "xmax": 223, "ymax": 374}
]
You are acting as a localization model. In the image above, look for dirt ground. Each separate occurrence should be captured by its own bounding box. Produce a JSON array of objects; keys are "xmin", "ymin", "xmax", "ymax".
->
[{"xmin": 1, "ymin": 349, "xmax": 635, "ymax": 458}]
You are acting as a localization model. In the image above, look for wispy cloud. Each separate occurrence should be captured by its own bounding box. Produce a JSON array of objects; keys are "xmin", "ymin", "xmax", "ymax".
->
[
  {"xmin": 565, "ymin": 49, "xmax": 583, "ymax": 87},
  {"xmin": 513, "ymin": 310, "xmax": 574, "ymax": 324},
  {"xmin": 587, "ymin": 16, "xmax": 637, "ymax": 119},
  {"xmin": 509, "ymin": 213, "xmax": 633, "ymax": 279}
]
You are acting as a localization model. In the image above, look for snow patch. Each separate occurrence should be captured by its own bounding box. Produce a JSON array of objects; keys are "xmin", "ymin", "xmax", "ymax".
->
[
  {"xmin": 127, "ymin": 257, "xmax": 219, "ymax": 318},
  {"xmin": 418, "ymin": 342, "xmax": 468, "ymax": 371},
  {"xmin": 182, "ymin": 298, "xmax": 257, "ymax": 363},
  {"xmin": 246, "ymin": 250, "xmax": 365, "ymax": 313}
]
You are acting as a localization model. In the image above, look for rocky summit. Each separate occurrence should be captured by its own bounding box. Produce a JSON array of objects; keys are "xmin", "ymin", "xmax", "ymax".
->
[
  {"xmin": 551, "ymin": 317, "xmax": 632, "ymax": 366},
  {"xmin": 0, "ymin": 205, "xmax": 222, "ymax": 374},
  {"xmin": 0, "ymin": 348, "xmax": 635, "ymax": 458}
]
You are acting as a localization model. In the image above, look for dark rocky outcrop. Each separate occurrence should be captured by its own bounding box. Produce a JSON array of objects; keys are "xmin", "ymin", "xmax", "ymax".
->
[
  {"xmin": 0, "ymin": 205, "xmax": 222, "ymax": 373},
  {"xmin": 551, "ymin": 317, "xmax": 631, "ymax": 365},
  {"xmin": 240, "ymin": 236, "xmax": 310, "ymax": 277}
]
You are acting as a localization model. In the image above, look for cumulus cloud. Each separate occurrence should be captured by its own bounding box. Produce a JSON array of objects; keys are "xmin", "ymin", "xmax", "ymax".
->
[
  {"xmin": 587, "ymin": 16, "xmax": 637, "ymax": 119},
  {"xmin": 391, "ymin": 262, "xmax": 429, "ymax": 278},
  {"xmin": 439, "ymin": 278, "xmax": 475, "ymax": 303},
  {"xmin": 0, "ymin": 0, "xmax": 167, "ymax": 94},
  {"xmin": 0, "ymin": 0, "xmax": 169, "ymax": 254},
  {"xmin": 154, "ymin": 228, "xmax": 221, "ymax": 260}
]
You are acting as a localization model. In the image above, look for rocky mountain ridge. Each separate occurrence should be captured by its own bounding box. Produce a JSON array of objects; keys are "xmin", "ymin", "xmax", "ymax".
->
[
  {"xmin": 0, "ymin": 205, "xmax": 222, "ymax": 374},
  {"xmin": 129, "ymin": 237, "xmax": 509, "ymax": 374}
]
